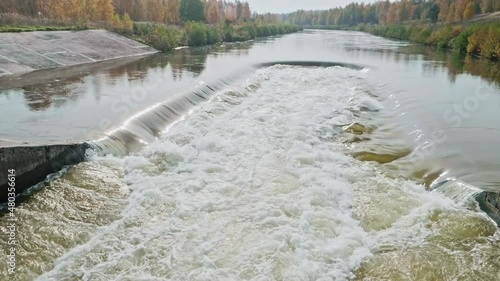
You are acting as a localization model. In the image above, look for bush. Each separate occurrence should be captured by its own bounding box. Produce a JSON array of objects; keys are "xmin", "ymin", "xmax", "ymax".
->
[
  {"xmin": 241, "ymin": 24, "xmax": 257, "ymax": 38},
  {"xmin": 131, "ymin": 22, "xmax": 301, "ymax": 52},
  {"xmin": 379, "ymin": 25, "xmax": 409, "ymax": 40},
  {"xmin": 256, "ymin": 25, "xmax": 270, "ymax": 37},
  {"xmin": 408, "ymin": 26, "xmax": 432, "ymax": 44},
  {"xmin": 228, "ymin": 25, "xmax": 252, "ymax": 41},
  {"xmin": 206, "ymin": 26, "xmax": 221, "ymax": 44},
  {"xmin": 185, "ymin": 21, "xmax": 208, "ymax": 46},
  {"xmin": 111, "ymin": 13, "xmax": 133, "ymax": 33},
  {"xmin": 467, "ymin": 24, "xmax": 500, "ymax": 59},
  {"xmin": 427, "ymin": 25, "xmax": 455, "ymax": 48},
  {"xmin": 133, "ymin": 23, "xmax": 182, "ymax": 51},
  {"xmin": 452, "ymin": 25, "xmax": 476, "ymax": 53}
]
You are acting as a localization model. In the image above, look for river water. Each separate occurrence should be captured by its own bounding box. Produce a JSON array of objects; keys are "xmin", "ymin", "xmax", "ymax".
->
[{"xmin": 1, "ymin": 30, "xmax": 500, "ymax": 280}]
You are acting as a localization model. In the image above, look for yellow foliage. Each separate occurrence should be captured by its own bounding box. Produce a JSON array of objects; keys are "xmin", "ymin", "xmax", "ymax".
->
[
  {"xmin": 467, "ymin": 25, "xmax": 500, "ymax": 59},
  {"xmin": 463, "ymin": 1, "xmax": 475, "ymax": 20},
  {"xmin": 111, "ymin": 13, "xmax": 133, "ymax": 31}
]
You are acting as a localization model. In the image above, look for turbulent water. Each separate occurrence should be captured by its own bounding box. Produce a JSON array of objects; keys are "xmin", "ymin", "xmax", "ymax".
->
[{"xmin": 2, "ymin": 65, "xmax": 500, "ymax": 280}]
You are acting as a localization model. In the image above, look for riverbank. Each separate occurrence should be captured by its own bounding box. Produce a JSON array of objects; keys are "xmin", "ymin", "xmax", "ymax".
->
[
  {"xmin": 0, "ymin": 13, "xmax": 89, "ymax": 32},
  {"xmin": 307, "ymin": 22, "xmax": 499, "ymax": 60},
  {"xmin": 1, "ymin": 13, "xmax": 302, "ymax": 52},
  {"xmin": 122, "ymin": 22, "xmax": 303, "ymax": 52}
]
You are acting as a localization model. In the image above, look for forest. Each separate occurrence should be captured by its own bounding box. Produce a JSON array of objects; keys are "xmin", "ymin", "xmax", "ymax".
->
[
  {"xmin": 0, "ymin": 0, "xmax": 301, "ymax": 50},
  {"xmin": 0, "ymin": 0, "xmax": 253, "ymax": 25},
  {"xmin": 281, "ymin": 0, "xmax": 500, "ymax": 26}
]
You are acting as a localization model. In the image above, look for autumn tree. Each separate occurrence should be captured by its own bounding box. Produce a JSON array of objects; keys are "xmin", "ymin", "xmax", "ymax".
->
[
  {"xmin": 224, "ymin": 2, "xmax": 238, "ymax": 22},
  {"xmin": 81, "ymin": 0, "xmax": 98, "ymax": 21},
  {"xmin": 148, "ymin": 0, "xmax": 166, "ymax": 22},
  {"xmin": 18, "ymin": 0, "xmax": 38, "ymax": 16},
  {"xmin": 96, "ymin": 0, "xmax": 114, "ymax": 21},
  {"xmin": 397, "ymin": 0, "xmax": 414, "ymax": 22},
  {"xmin": 206, "ymin": 0, "xmax": 220, "ymax": 24},
  {"xmin": 165, "ymin": 0, "xmax": 180, "ymax": 23},
  {"xmin": 242, "ymin": 2, "xmax": 251, "ymax": 21},
  {"xmin": 454, "ymin": 0, "xmax": 469, "ymax": 21},
  {"xmin": 438, "ymin": 0, "xmax": 450, "ymax": 21},
  {"xmin": 386, "ymin": 3, "xmax": 399, "ymax": 23},
  {"xmin": 481, "ymin": 0, "xmax": 493, "ymax": 13},
  {"xmin": 447, "ymin": 2, "xmax": 456, "ymax": 22},
  {"xmin": 0, "ymin": 0, "xmax": 16, "ymax": 13},
  {"xmin": 463, "ymin": 0, "xmax": 475, "ymax": 19}
]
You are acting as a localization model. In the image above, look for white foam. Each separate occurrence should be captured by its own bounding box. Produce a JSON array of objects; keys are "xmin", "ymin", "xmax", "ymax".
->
[{"xmin": 36, "ymin": 66, "xmax": 460, "ymax": 281}]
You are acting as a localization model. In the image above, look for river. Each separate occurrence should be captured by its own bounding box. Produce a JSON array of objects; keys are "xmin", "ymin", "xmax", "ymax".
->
[{"xmin": 1, "ymin": 30, "xmax": 500, "ymax": 280}]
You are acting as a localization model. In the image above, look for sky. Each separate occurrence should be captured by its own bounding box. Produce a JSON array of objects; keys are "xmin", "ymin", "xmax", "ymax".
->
[{"xmin": 247, "ymin": 0, "xmax": 376, "ymax": 14}]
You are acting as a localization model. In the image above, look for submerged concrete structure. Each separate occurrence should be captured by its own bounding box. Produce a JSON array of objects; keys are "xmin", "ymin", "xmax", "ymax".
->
[{"xmin": 0, "ymin": 29, "xmax": 157, "ymax": 76}]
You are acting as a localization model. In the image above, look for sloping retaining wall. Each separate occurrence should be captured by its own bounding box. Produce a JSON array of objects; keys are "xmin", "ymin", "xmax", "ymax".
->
[{"xmin": 0, "ymin": 29, "xmax": 157, "ymax": 76}]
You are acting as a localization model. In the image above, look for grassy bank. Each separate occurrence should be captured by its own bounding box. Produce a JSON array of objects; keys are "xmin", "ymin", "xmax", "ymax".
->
[
  {"xmin": 0, "ymin": 25, "xmax": 87, "ymax": 32},
  {"xmin": 0, "ymin": 13, "xmax": 88, "ymax": 32},
  {"xmin": 124, "ymin": 22, "xmax": 303, "ymax": 52},
  {"xmin": 0, "ymin": 12, "xmax": 302, "ymax": 52},
  {"xmin": 309, "ymin": 23, "xmax": 500, "ymax": 60}
]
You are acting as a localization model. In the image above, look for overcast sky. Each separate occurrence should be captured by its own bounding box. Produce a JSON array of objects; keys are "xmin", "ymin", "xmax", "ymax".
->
[{"xmin": 247, "ymin": 0, "xmax": 376, "ymax": 14}]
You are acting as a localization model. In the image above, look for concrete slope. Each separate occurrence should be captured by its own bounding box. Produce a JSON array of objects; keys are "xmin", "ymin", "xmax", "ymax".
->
[{"xmin": 0, "ymin": 29, "xmax": 158, "ymax": 76}]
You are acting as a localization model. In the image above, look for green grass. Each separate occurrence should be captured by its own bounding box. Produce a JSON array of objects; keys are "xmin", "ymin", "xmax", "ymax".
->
[{"xmin": 0, "ymin": 25, "xmax": 88, "ymax": 32}]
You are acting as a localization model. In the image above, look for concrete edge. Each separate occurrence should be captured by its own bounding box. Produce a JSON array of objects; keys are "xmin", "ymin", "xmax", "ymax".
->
[
  {"xmin": 0, "ymin": 143, "xmax": 89, "ymax": 202},
  {"xmin": 476, "ymin": 192, "xmax": 500, "ymax": 226}
]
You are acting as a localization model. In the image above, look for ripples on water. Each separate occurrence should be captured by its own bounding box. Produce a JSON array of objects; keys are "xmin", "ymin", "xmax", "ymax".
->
[
  {"xmin": 2, "ymin": 65, "xmax": 499, "ymax": 280},
  {"xmin": 0, "ymin": 162, "xmax": 128, "ymax": 280}
]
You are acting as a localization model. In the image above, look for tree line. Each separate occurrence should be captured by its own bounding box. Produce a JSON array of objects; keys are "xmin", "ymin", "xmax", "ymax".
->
[
  {"xmin": 279, "ymin": 0, "xmax": 500, "ymax": 26},
  {"xmin": 0, "ymin": 0, "xmax": 253, "ymax": 25}
]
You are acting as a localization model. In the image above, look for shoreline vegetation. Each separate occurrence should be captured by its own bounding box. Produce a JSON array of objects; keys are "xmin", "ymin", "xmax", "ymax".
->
[
  {"xmin": 128, "ymin": 22, "xmax": 302, "ymax": 51},
  {"xmin": 307, "ymin": 22, "xmax": 499, "ymax": 60},
  {"xmin": 305, "ymin": 23, "xmax": 500, "ymax": 61},
  {"xmin": 0, "ymin": 0, "xmax": 302, "ymax": 51}
]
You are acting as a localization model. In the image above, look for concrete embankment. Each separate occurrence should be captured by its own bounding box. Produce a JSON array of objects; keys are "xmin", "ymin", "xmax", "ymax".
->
[{"xmin": 0, "ymin": 29, "xmax": 158, "ymax": 76}]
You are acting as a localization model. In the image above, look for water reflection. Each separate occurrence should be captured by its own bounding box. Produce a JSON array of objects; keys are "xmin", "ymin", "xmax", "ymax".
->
[
  {"xmin": 0, "ymin": 41, "xmax": 255, "ymax": 115},
  {"xmin": 342, "ymin": 39, "xmax": 500, "ymax": 87},
  {"xmin": 402, "ymin": 45, "xmax": 500, "ymax": 86}
]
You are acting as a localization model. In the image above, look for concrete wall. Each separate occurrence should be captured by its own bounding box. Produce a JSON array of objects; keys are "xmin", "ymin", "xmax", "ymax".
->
[
  {"xmin": 476, "ymin": 192, "xmax": 500, "ymax": 226},
  {"xmin": 0, "ymin": 143, "xmax": 88, "ymax": 201}
]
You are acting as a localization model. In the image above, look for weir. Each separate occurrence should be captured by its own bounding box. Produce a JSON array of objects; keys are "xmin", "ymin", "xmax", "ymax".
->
[
  {"xmin": 0, "ymin": 61, "xmax": 363, "ymax": 203},
  {"xmin": 2, "ymin": 58, "xmax": 498, "ymax": 226}
]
